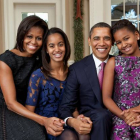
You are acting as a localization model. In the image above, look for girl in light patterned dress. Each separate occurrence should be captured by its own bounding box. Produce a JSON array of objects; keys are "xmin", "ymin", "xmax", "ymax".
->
[{"xmin": 102, "ymin": 19, "xmax": 140, "ymax": 140}]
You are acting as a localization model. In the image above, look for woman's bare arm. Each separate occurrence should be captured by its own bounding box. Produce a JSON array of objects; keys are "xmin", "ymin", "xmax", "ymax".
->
[{"xmin": 0, "ymin": 61, "xmax": 64, "ymax": 136}]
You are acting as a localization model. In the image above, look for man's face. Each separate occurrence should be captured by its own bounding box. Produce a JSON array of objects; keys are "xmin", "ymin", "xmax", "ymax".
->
[{"xmin": 88, "ymin": 27, "xmax": 112, "ymax": 61}]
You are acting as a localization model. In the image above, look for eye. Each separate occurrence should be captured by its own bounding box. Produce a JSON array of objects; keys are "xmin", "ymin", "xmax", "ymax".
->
[
  {"xmin": 36, "ymin": 37, "xmax": 42, "ymax": 41},
  {"xmin": 104, "ymin": 37, "xmax": 111, "ymax": 41},
  {"xmin": 93, "ymin": 37, "xmax": 100, "ymax": 41},
  {"xmin": 116, "ymin": 41, "xmax": 121, "ymax": 45},
  {"xmin": 26, "ymin": 35, "xmax": 32, "ymax": 39},
  {"xmin": 124, "ymin": 37, "xmax": 129, "ymax": 41},
  {"xmin": 59, "ymin": 43, "xmax": 64, "ymax": 47},
  {"xmin": 49, "ymin": 45, "xmax": 54, "ymax": 48}
]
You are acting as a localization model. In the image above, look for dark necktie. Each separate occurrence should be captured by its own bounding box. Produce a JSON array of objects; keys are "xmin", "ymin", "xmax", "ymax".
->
[{"xmin": 98, "ymin": 62, "xmax": 106, "ymax": 89}]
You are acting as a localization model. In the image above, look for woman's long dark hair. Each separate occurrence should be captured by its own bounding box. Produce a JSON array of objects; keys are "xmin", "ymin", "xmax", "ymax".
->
[
  {"xmin": 14, "ymin": 15, "xmax": 48, "ymax": 59},
  {"xmin": 41, "ymin": 27, "xmax": 71, "ymax": 79}
]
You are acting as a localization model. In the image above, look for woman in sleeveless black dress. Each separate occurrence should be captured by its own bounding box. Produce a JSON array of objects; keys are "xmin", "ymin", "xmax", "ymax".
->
[{"xmin": 0, "ymin": 15, "xmax": 50, "ymax": 140}]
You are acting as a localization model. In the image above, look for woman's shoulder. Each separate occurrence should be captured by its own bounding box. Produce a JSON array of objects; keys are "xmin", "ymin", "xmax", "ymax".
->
[
  {"xmin": 0, "ymin": 50, "xmax": 13, "ymax": 59},
  {"xmin": 0, "ymin": 50, "xmax": 18, "ymax": 70}
]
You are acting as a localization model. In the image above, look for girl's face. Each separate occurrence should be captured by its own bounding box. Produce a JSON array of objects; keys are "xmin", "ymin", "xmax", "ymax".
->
[
  {"xmin": 23, "ymin": 26, "xmax": 44, "ymax": 57},
  {"xmin": 46, "ymin": 33, "xmax": 66, "ymax": 63},
  {"xmin": 114, "ymin": 27, "xmax": 140, "ymax": 56}
]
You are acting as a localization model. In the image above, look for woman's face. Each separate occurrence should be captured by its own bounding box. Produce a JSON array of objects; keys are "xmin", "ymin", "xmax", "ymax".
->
[
  {"xmin": 46, "ymin": 33, "xmax": 66, "ymax": 63},
  {"xmin": 23, "ymin": 26, "xmax": 44, "ymax": 57}
]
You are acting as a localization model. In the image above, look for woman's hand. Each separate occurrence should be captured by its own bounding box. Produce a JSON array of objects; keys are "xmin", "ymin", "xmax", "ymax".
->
[{"xmin": 43, "ymin": 117, "xmax": 64, "ymax": 136}]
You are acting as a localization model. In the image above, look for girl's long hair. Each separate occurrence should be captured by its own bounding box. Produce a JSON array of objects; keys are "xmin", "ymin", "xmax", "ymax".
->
[{"xmin": 41, "ymin": 27, "xmax": 71, "ymax": 79}]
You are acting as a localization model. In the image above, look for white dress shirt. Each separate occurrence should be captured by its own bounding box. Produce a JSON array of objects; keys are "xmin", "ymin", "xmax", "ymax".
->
[{"xmin": 92, "ymin": 53, "xmax": 109, "ymax": 75}]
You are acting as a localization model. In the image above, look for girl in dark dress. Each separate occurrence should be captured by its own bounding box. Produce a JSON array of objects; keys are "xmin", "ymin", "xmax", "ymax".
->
[
  {"xmin": 25, "ymin": 27, "xmax": 70, "ymax": 140},
  {"xmin": 0, "ymin": 15, "xmax": 51, "ymax": 140}
]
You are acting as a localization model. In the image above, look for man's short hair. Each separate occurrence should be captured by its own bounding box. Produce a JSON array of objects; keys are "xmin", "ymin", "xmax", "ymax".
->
[{"xmin": 89, "ymin": 22, "xmax": 112, "ymax": 38}]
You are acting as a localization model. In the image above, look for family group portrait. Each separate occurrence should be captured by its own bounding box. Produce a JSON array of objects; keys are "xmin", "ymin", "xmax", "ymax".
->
[{"xmin": 0, "ymin": 0, "xmax": 140, "ymax": 139}]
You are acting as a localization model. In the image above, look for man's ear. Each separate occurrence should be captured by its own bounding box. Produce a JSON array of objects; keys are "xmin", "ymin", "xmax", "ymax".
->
[{"xmin": 88, "ymin": 38, "xmax": 91, "ymax": 46}]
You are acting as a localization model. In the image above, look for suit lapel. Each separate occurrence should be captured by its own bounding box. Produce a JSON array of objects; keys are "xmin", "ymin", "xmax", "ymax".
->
[{"xmin": 84, "ymin": 55, "xmax": 102, "ymax": 103}]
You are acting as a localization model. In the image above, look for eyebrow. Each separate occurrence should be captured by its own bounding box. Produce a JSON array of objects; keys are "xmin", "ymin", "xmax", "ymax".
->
[
  {"xmin": 93, "ymin": 36, "xmax": 111, "ymax": 39},
  {"xmin": 104, "ymin": 36, "xmax": 111, "ymax": 39},
  {"xmin": 123, "ymin": 35, "xmax": 129, "ymax": 38},
  {"xmin": 48, "ymin": 43, "xmax": 54, "ymax": 46},
  {"xmin": 58, "ymin": 41, "xmax": 64, "ymax": 43},
  {"xmin": 48, "ymin": 41, "xmax": 64, "ymax": 45},
  {"xmin": 26, "ymin": 33, "xmax": 43, "ymax": 36}
]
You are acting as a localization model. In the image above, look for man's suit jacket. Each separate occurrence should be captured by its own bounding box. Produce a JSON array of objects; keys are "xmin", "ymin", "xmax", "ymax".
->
[{"xmin": 59, "ymin": 54, "xmax": 107, "ymax": 119}]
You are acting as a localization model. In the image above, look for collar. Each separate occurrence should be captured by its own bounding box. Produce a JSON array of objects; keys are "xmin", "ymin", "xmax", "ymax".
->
[{"xmin": 92, "ymin": 53, "xmax": 109, "ymax": 69}]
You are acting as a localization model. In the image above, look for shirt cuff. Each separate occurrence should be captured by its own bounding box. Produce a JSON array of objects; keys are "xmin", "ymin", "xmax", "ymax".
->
[{"xmin": 64, "ymin": 117, "xmax": 73, "ymax": 126}]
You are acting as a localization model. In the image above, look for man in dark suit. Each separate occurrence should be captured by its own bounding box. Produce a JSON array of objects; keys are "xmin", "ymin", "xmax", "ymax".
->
[{"xmin": 59, "ymin": 22, "xmax": 112, "ymax": 140}]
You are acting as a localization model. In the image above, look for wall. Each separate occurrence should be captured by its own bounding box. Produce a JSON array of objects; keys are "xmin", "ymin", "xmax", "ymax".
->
[
  {"xmin": 0, "ymin": 0, "xmax": 4, "ymax": 54},
  {"xmin": 66, "ymin": 0, "xmax": 90, "ymax": 63},
  {"xmin": 0, "ymin": 0, "xmax": 91, "ymax": 59}
]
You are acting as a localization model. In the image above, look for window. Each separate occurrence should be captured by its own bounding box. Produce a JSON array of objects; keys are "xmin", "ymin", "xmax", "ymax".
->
[
  {"xmin": 22, "ymin": 13, "xmax": 48, "ymax": 24},
  {"xmin": 110, "ymin": 0, "xmax": 140, "ymax": 55},
  {"xmin": 111, "ymin": 0, "xmax": 139, "ymax": 29}
]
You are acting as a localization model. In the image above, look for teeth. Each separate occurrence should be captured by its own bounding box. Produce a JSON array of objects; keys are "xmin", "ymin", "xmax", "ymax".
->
[
  {"xmin": 125, "ymin": 48, "xmax": 130, "ymax": 52},
  {"xmin": 55, "ymin": 54, "xmax": 61, "ymax": 57},
  {"xmin": 28, "ymin": 45, "xmax": 36, "ymax": 50},
  {"xmin": 97, "ymin": 49, "xmax": 106, "ymax": 52}
]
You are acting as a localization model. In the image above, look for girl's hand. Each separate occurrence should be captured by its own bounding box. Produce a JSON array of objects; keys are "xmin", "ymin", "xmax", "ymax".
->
[
  {"xmin": 77, "ymin": 114, "xmax": 92, "ymax": 124},
  {"xmin": 129, "ymin": 115, "xmax": 140, "ymax": 126},
  {"xmin": 128, "ymin": 110, "xmax": 140, "ymax": 126},
  {"xmin": 121, "ymin": 110, "xmax": 139, "ymax": 125},
  {"xmin": 53, "ymin": 119, "xmax": 65, "ymax": 128},
  {"xmin": 43, "ymin": 117, "xmax": 64, "ymax": 136},
  {"xmin": 67, "ymin": 117, "xmax": 92, "ymax": 135}
]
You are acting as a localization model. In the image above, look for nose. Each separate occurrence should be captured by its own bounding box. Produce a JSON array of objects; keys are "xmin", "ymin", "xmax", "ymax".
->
[
  {"xmin": 54, "ymin": 46, "xmax": 59, "ymax": 51},
  {"xmin": 121, "ymin": 41, "xmax": 127, "ymax": 48},
  {"xmin": 99, "ymin": 38, "xmax": 105, "ymax": 46},
  {"xmin": 31, "ymin": 38, "xmax": 36, "ymax": 44}
]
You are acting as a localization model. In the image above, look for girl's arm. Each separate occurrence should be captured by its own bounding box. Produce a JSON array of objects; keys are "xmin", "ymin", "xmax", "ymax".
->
[
  {"xmin": 0, "ymin": 61, "xmax": 63, "ymax": 136},
  {"xmin": 73, "ymin": 108, "xmax": 79, "ymax": 118},
  {"xmin": 25, "ymin": 105, "xmax": 36, "ymax": 112},
  {"xmin": 102, "ymin": 57, "xmax": 123, "ymax": 119}
]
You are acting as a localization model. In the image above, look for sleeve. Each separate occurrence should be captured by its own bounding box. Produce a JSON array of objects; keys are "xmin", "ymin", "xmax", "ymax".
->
[
  {"xmin": 58, "ymin": 65, "xmax": 79, "ymax": 119},
  {"xmin": 25, "ymin": 70, "xmax": 41, "ymax": 106},
  {"xmin": 0, "ymin": 51, "xmax": 16, "ymax": 72}
]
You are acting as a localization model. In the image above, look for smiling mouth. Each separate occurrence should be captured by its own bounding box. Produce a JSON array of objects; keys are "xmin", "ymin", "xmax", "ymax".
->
[
  {"xmin": 54, "ymin": 53, "xmax": 63, "ymax": 58},
  {"xmin": 97, "ymin": 48, "xmax": 107, "ymax": 53},
  {"xmin": 28, "ymin": 45, "xmax": 37, "ymax": 50},
  {"xmin": 124, "ymin": 47, "xmax": 131, "ymax": 52}
]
